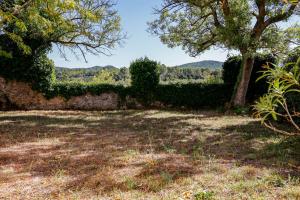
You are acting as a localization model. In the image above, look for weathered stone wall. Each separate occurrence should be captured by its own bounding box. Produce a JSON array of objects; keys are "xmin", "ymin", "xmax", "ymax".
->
[{"xmin": 0, "ymin": 77, "xmax": 121, "ymax": 110}]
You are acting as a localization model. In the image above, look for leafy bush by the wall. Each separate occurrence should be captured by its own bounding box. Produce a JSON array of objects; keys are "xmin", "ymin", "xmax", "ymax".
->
[
  {"xmin": 129, "ymin": 57, "xmax": 159, "ymax": 103},
  {"xmin": 0, "ymin": 35, "xmax": 55, "ymax": 94}
]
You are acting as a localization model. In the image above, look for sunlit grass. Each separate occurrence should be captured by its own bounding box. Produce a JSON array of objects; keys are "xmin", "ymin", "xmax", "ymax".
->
[{"xmin": 0, "ymin": 110, "xmax": 299, "ymax": 199}]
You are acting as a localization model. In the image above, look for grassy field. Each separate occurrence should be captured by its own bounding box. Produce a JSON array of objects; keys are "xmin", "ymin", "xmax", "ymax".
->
[{"xmin": 0, "ymin": 110, "xmax": 299, "ymax": 200}]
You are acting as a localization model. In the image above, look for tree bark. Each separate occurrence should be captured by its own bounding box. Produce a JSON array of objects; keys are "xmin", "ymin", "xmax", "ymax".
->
[{"xmin": 232, "ymin": 54, "xmax": 255, "ymax": 107}]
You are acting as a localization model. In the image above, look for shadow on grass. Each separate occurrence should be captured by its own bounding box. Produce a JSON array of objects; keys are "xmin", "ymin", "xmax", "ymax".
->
[
  {"xmin": 0, "ymin": 110, "xmax": 299, "ymax": 197},
  {"xmin": 201, "ymin": 121, "xmax": 300, "ymax": 175}
]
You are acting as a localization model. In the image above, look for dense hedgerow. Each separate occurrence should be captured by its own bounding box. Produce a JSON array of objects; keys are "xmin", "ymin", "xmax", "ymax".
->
[
  {"xmin": 223, "ymin": 54, "xmax": 277, "ymax": 102},
  {"xmin": 155, "ymin": 83, "xmax": 232, "ymax": 108},
  {"xmin": 43, "ymin": 82, "xmax": 232, "ymax": 109},
  {"xmin": 45, "ymin": 82, "xmax": 131, "ymax": 100}
]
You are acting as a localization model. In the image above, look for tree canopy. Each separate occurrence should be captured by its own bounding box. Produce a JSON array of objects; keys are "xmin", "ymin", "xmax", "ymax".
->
[
  {"xmin": 149, "ymin": 0, "xmax": 299, "ymax": 106},
  {"xmin": 149, "ymin": 0, "xmax": 299, "ymax": 56},
  {"xmin": 0, "ymin": 0, "xmax": 125, "ymax": 60}
]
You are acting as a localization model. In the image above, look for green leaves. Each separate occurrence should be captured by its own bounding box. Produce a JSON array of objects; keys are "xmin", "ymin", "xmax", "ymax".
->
[
  {"xmin": 150, "ymin": 0, "xmax": 299, "ymax": 58},
  {"xmin": 0, "ymin": 0, "xmax": 124, "ymax": 59},
  {"xmin": 129, "ymin": 57, "xmax": 160, "ymax": 104},
  {"xmin": 254, "ymin": 61, "xmax": 300, "ymax": 135}
]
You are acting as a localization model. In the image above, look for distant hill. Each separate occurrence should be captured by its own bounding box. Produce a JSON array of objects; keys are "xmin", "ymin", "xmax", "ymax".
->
[{"xmin": 176, "ymin": 60, "xmax": 223, "ymax": 69}]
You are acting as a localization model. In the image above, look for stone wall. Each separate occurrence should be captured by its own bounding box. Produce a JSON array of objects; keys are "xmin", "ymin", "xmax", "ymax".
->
[{"xmin": 0, "ymin": 77, "xmax": 121, "ymax": 110}]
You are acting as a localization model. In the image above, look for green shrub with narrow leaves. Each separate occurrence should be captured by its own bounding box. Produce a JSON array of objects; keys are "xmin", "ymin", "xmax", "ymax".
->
[{"xmin": 254, "ymin": 61, "xmax": 300, "ymax": 136}]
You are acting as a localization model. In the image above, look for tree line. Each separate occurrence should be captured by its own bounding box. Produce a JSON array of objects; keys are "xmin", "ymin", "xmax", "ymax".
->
[{"xmin": 55, "ymin": 65, "xmax": 222, "ymax": 85}]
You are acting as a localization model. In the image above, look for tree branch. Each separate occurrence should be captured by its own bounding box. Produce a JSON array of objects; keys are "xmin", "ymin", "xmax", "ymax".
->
[{"xmin": 265, "ymin": 3, "xmax": 298, "ymax": 27}]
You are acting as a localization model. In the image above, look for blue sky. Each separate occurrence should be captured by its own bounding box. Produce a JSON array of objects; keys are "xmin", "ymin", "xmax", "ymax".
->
[{"xmin": 48, "ymin": 0, "xmax": 229, "ymax": 68}]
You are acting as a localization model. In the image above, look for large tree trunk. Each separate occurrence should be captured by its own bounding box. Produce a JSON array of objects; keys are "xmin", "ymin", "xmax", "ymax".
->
[{"xmin": 232, "ymin": 54, "xmax": 255, "ymax": 107}]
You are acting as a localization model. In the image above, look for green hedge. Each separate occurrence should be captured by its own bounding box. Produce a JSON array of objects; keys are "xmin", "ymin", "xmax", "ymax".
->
[
  {"xmin": 46, "ymin": 82, "xmax": 130, "ymax": 100},
  {"xmin": 155, "ymin": 83, "xmax": 232, "ymax": 109},
  {"xmin": 43, "ymin": 82, "xmax": 232, "ymax": 109}
]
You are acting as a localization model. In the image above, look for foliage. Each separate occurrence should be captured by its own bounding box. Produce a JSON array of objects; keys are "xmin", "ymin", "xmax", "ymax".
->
[
  {"xmin": 149, "ymin": 0, "xmax": 299, "ymax": 106},
  {"xmin": 0, "ymin": 34, "xmax": 55, "ymax": 93},
  {"xmin": 160, "ymin": 66, "xmax": 223, "ymax": 84},
  {"xmin": 155, "ymin": 83, "xmax": 232, "ymax": 109},
  {"xmin": 93, "ymin": 69, "xmax": 118, "ymax": 84},
  {"xmin": 282, "ymin": 24, "xmax": 300, "ymax": 48},
  {"xmin": 0, "ymin": 0, "xmax": 124, "ymax": 96},
  {"xmin": 42, "ymin": 81, "xmax": 232, "ymax": 109},
  {"xmin": 222, "ymin": 56, "xmax": 242, "ymax": 86},
  {"xmin": 55, "ymin": 64, "xmax": 222, "ymax": 85},
  {"xmin": 117, "ymin": 67, "xmax": 131, "ymax": 85},
  {"xmin": 30, "ymin": 54, "xmax": 56, "ymax": 93},
  {"xmin": 0, "ymin": 0, "xmax": 124, "ymax": 59},
  {"xmin": 91, "ymin": 68, "xmax": 131, "ymax": 85},
  {"xmin": 284, "ymin": 47, "xmax": 300, "ymax": 66},
  {"xmin": 223, "ymin": 54, "xmax": 277, "ymax": 102},
  {"xmin": 194, "ymin": 190, "xmax": 215, "ymax": 200},
  {"xmin": 149, "ymin": 1, "xmax": 298, "ymax": 57},
  {"xmin": 129, "ymin": 57, "xmax": 160, "ymax": 103},
  {"xmin": 46, "ymin": 82, "xmax": 129, "ymax": 100},
  {"xmin": 254, "ymin": 60, "xmax": 300, "ymax": 136},
  {"xmin": 56, "ymin": 66, "xmax": 117, "ymax": 82}
]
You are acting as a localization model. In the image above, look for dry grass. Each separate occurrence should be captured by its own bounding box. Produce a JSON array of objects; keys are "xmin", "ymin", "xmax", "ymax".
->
[{"xmin": 0, "ymin": 110, "xmax": 299, "ymax": 200}]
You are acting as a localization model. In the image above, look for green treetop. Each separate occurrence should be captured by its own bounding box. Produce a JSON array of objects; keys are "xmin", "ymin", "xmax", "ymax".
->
[
  {"xmin": 149, "ymin": 0, "xmax": 299, "ymax": 106},
  {"xmin": 0, "ymin": 0, "xmax": 125, "ymax": 60}
]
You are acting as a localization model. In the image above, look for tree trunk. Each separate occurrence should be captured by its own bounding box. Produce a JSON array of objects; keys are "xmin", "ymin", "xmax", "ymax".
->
[{"xmin": 232, "ymin": 54, "xmax": 255, "ymax": 107}]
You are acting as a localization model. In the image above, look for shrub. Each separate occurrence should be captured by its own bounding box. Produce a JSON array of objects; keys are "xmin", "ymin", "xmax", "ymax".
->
[
  {"xmin": 222, "ymin": 54, "xmax": 277, "ymax": 102},
  {"xmin": 0, "ymin": 35, "xmax": 54, "ymax": 93},
  {"xmin": 254, "ymin": 61, "xmax": 300, "ymax": 136},
  {"xmin": 129, "ymin": 57, "xmax": 159, "ymax": 103},
  {"xmin": 30, "ymin": 54, "xmax": 56, "ymax": 94}
]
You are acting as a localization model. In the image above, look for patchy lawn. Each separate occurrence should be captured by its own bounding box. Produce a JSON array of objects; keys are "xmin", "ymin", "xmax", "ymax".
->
[{"xmin": 0, "ymin": 110, "xmax": 299, "ymax": 200}]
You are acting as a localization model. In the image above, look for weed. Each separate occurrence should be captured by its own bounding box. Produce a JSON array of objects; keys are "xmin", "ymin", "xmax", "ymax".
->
[
  {"xmin": 124, "ymin": 177, "xmax": 138, "ymax": 190},
  {"xmin": 194, "ymin": 190, "xmax": 215, "ymax": 200}
]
